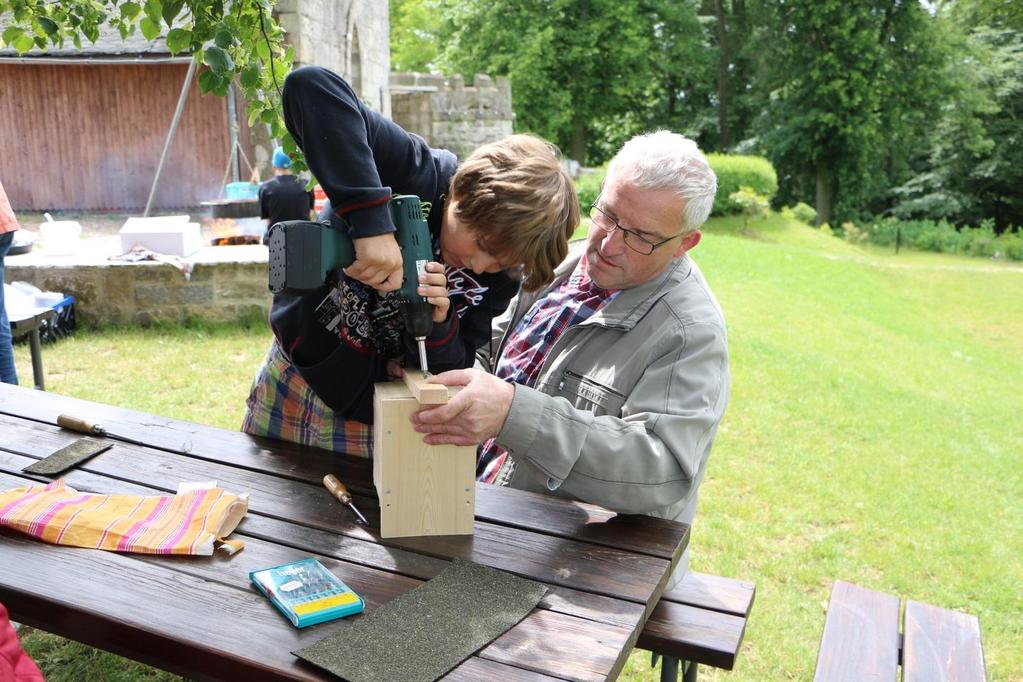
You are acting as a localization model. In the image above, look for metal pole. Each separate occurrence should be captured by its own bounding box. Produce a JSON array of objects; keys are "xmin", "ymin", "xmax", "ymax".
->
[
  {"xmin": 227, "ymin": 84, "xmax": 240, "ymax": 183},
  {"xmin": 144, "ymin": 59, "xmax": 197, "ymax": 217}
]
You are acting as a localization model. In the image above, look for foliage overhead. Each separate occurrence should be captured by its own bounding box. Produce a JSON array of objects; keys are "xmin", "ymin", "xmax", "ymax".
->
[
  {"xmin": 391, "ymin": 0, "xmax": 1021, "ymax": 230},
  {"xmin": 436, "ymin": 0, "xmax": 710, "ymax": 165},
  {"xmin": 751, "ymin": 0, "xmax": 945, "ymax": 225},
  {"xmin": 390, "ymin": 0, "xmax": 444, "ymax": 72},
  {"xmin": 0, "ymin": 0, "xmax": 305, "ymax": 169}
]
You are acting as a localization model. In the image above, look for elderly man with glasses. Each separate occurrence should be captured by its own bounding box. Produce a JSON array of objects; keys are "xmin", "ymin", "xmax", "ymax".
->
[{"xmin": 412, "ymin": 130, "xmax": 730, "ymax": 591}]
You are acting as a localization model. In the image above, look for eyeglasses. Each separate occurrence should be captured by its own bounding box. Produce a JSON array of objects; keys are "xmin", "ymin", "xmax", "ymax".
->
[{"xmin": 589, "ymin": 202, "xmax": 685, "ymax": 255}]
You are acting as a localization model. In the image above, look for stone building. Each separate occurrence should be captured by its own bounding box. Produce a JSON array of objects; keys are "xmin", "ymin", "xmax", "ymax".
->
[
  {"xmin": 276, "ymin": 0, "xmax": 391, "ymax": 117},
  {"xmin": 390, "ymin": 72, "xmax": 515, "ymax": 160}
]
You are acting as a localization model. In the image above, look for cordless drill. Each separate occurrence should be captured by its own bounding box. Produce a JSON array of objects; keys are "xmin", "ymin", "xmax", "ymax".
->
[{"xmin": 266, "ymin": 195, "xmax": 434, "ymax": 373}]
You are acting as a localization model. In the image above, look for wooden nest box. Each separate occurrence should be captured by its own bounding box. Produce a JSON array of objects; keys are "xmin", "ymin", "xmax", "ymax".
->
[{"xmin": 372, "ymin": 371, "xmax": 476, "ymax": 538}]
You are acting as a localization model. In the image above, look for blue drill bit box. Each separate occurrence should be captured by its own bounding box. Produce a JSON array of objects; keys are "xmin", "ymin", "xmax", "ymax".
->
[{"xmin": 250, "ymin": 557, "xmax": 365, "ymax": 628}]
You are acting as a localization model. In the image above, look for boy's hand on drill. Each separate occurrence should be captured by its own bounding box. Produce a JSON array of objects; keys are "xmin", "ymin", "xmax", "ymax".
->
[
  {"xmin": 418, "ymin": 262, "xmax": 450, "ymax": 323},
  {"xmin": 347, "ymin": 234, "xmax": 403, "ymax": 291}
]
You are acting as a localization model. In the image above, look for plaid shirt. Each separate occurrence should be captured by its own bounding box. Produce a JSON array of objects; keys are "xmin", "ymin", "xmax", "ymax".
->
[
  {"xmin": 242, "ymin": 343, "xmax": 373, "ymax": 458},
  {"xmin": 478, "ymin": 255, "xmax": 619, "ymax": 483}
]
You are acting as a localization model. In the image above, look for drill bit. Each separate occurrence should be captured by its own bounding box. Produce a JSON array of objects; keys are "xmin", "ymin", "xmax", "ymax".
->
[
  {"xmin": 322, "ymin": 474, "xmax": 369, "ymax": 525},
  {"xmin": 416, "ymin": 337, "xmax": 429, "ymax": 376}
]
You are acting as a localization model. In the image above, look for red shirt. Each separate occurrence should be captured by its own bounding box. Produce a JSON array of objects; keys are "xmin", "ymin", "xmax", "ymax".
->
[
  {"xmin": 0, "ymin": 180, "xmax": 20, "ymax": 234},
  {"xmin": 0, "ymin": 602, "xmax": 44, "ymax": 682}
]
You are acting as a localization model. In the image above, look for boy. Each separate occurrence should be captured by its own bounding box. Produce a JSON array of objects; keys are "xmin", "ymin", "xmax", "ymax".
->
[{"xmin": 243, "ymin": 66, "xmax": 578, "ymax": 456}]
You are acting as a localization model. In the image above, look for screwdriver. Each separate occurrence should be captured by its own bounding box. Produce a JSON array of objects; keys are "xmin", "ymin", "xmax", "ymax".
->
[
  {"xmin": 57, "ymin": 414, "xmax": 148, "ymax": 447},
  {"xmin": 322, "ymin": 474, "xmax": 369, "ymax": 526}
]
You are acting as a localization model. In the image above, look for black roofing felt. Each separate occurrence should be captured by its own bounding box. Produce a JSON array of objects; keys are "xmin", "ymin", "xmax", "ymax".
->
[{"xmin": 294, "ymin": 558, "xmax": 548, "ymax": 682}]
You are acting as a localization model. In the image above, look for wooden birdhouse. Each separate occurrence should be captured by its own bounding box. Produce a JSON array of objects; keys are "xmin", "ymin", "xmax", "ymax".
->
[{"xmin": 372, "ymin": 372, "xmax": 476, "ymax": 538}]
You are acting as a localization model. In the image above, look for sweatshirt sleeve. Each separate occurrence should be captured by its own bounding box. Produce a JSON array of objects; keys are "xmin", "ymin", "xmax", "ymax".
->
[{"xmin": 282, "ymin": 66, "xmax": 444, "ymax": 239}]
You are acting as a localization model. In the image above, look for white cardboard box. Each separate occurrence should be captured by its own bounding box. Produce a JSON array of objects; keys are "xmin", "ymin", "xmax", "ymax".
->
[{"xmin": 119, "ymin": 216, "xmax": 202, "ymax": 257}]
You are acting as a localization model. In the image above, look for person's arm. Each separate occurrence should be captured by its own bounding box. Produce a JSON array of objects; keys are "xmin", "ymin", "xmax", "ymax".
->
[
  {"xmin": 502, "ymin": 321, "xmax": 728, "ymax": 512},
  {"xmin": 282, "ymin": 66, "xmax": 445, "ymax": 290},
  {"xmin": 259, "ymin": 184, "xmax": 272, "ymax": 242},
  {"xmin": 416, "ymin": 320, "xmax": 729, "ymax": 514}
]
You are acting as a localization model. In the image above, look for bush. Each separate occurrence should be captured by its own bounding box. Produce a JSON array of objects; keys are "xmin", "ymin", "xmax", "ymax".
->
[
  {"xmin": 790, "ymin": 202, "xmax": 817, "ymax": 225},
  {"xmin": 574, "ymin": 166, "xmax": 606, "ymax": 215},
  {"xmin": 707, "ymin": 154, "xmax": 778, "ymax": 215},
  {"xmin": 1001, "ymin": 230, "xmax": 1023, "ymax": 261},
  {"xmin": 842, "ymin": 221, "xmax": 868, "ymax": 244},
  {"xmin": 862, "ymin": 217, "xmax": 1023, "ymax": 261},
  {"xmin": 729, "ymin": 186, "xmax": 770, "ymax": 228},
  {"xmin": 962, "ymin": 221, "xmax": 998, "ymax": 258},
  {"xmin": 911, "ymin": 220, "xmax": 962, "ymax": 253}
]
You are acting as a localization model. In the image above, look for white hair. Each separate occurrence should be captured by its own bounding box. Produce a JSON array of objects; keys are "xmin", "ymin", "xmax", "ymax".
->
[{"xmin": 606, "ymin": 130, "xmax": 717, "ymax": 233}]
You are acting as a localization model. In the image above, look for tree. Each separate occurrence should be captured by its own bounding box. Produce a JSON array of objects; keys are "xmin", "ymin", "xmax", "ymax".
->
[
  {"xmin": 440, "ymin": 0, "xmax": 704, "ymax": 164},
  {"xmin": 0, "ymin": 0, "xmax": 302, "ymax": 166},
  {"xmin": 891, "ymin": 5, "xmax": 1023, "ymax": 230},
  {"xmin": 753, "ymin": 1, "xmax": 944, "ymax": 225},
  {"xmin": 391, "ymin": 0, "xmax": 445, "ymax": 72}
]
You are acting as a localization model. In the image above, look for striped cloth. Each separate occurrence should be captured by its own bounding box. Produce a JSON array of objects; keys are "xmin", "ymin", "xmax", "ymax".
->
[
  {"xmin": 242, "ymin": 342, "xmax": 372, "ymax": 457},
  {"xmin": 0, "ymin": 479, "xmax": 249, "ymax": 555}
]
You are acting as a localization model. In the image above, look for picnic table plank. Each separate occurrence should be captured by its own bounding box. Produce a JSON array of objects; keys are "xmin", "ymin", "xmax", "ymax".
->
[
  {"xmin": 634, "ymin": 600, "xmax": 747, "ymax": 670},
  {"xmin": 0, "ymin": 382, "xmax": 690, "ymax": 681},
  {"xmin": 0, "ymin": 469, "xmax": 629, "ymax": 681},
  {"xmin": 812, "ymin": 580, "xmax": 900, "ymax": 682},
  {"xmin": 661, "ymin": 571, "xmax": 756, "ymax": 617},
  {"xmin": 0, "ymin": 391, "xmax": 686, "ymax": 559},
  {"xmin": 0, "ymin": 454, "xmax": 647, "ymax": 633},
  {"xmin": 903, "ymin": 600, "xmax": 987, "ymax": 682},
  {"xmin": 0, "ymin": 415, "xmax": 671, "ymax": 605}
]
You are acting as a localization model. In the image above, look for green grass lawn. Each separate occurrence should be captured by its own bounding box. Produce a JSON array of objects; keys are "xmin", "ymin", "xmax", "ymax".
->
[{"xmin": 11, "ymin": 213, "xmax": 1023, "ymax": 680}]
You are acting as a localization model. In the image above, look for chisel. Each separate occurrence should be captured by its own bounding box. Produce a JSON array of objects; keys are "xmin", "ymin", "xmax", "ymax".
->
[
  {"xmin": 56, "ymin": 414, "xmax": 148, "ymax": 447},
  {"xmin": 323, "ymin": 474, "xmax": 369, "ymax": 525}
]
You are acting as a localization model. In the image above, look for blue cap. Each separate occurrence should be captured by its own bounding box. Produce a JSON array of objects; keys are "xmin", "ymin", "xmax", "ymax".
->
[{"xmin": 272, "ymin": 147, "xmax": 292, "ymax": 169}]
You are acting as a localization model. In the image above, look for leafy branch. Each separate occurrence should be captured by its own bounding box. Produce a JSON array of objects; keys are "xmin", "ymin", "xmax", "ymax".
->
[{"xmin": 0, "ymin": 0, "xmax": 306, "ymax": 171}]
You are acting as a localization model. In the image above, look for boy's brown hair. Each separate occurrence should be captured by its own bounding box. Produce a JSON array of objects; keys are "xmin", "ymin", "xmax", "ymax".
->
[{"xmin": 451, "ymin": 134, "xmax": 579, "ymax": 291}]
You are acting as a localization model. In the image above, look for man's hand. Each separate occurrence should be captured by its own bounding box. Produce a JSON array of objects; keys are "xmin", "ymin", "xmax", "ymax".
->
[
  {"xmin": 418, "ymin": 261, "xmax": 450, "ymax": 323},
  {"xmin": 346, "ymin": 233, "xmax": 403, "ymax": 291},
  {"xmin": 411, "ymin": 369, "xmax": 514, "ymax": 446}
]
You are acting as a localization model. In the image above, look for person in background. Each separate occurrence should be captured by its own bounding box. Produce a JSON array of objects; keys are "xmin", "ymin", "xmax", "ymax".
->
[
  {"xmin": 0, "ymin": 179, "xmax": 19, "ymax": 386},
  {"xmin": 259, "ymin": 146, "xmax": 314, "ymax": 243},
  {"xmin": 412, "ymin": 131, "xmax": 729, "ymax": 592},
  {"xmin": 0, "ymin": 602, "xmax": 43, "ymax": 681}
]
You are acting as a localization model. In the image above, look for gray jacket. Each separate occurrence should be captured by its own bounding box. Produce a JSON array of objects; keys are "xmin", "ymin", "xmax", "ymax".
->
[{"xmin": 478, "ymin": 248, "xmax": 730, "ymax": 586}]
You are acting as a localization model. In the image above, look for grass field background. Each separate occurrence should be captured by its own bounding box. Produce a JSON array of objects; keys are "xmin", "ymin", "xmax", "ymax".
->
[{"xmin": 12, "ymin": 213, "xmax": 1023, "ymax": 680}]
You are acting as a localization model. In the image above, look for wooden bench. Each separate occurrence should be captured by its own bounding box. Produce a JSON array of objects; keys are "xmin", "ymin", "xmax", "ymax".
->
[
  {"xmin": 814, "ymin": 580, "xmax": 987, "ymax": 681},
  {"xmin": 8, "ymin": 307, "xmax": 54, "ymax": 390},
  {"xmin": 636, "ymin": 571, "xmax": 756, "ymax": 681}
]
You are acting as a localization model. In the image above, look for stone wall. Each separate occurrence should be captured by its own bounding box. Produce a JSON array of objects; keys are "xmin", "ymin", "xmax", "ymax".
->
[
  {"xmin": 6, "ymin": 249, "xmax": 271, "ymax": 327},
  {"xmin": 391, "ymin": 72, "xmax": 514, "ymax": 160}
]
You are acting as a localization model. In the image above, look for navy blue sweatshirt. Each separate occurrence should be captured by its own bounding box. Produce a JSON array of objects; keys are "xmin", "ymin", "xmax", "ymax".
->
[{"xmin": 271, "ymin": 66, "xmax": 518, "ymax": 423}]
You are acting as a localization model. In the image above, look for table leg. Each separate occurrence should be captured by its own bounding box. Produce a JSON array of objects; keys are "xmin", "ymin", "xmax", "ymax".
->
[{"xmin": 29, "ymin": 329, "xmax": 45, "ymax": 390}]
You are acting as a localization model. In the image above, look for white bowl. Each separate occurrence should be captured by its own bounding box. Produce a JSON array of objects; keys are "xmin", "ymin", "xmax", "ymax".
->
[{"xmin": 39, "ymin": 221, "xmax": 83, "ymax": 255}]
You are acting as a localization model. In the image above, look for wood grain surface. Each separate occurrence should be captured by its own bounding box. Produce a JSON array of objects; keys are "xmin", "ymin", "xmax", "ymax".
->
[{"xmin": 0, "ymin": 383, "xmax": 690, "ymax": 681}]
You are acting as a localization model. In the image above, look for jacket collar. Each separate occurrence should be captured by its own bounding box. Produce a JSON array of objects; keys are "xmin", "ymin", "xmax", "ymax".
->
[{"xmin": 549, "ymin": 243, "xmax": 693, "ymax": 329}]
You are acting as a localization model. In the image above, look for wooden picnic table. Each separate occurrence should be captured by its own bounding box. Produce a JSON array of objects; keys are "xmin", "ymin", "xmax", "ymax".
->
[{"xmin": 0, "ymin": 383, "xmax": 690, "ymax": 681}]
